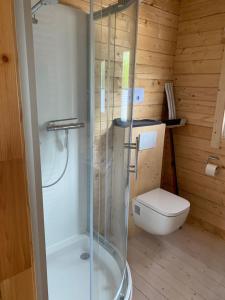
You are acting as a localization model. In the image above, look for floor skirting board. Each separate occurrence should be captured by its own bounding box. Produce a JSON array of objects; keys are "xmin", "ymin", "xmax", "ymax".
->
[{"xmin": 187, "ymin": 215, "xmax": 225, "ymax": 242}]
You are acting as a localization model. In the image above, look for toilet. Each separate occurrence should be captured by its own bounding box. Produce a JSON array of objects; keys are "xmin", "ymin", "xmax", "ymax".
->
[{"xmin": 133, "ymin": 188, "xmax": 190, "ymax": 235}]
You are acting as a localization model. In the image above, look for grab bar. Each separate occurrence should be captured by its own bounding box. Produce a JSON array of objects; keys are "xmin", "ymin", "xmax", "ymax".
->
[{"xmin": 46, "ymin": 118, "xmax": 85, "ymax": 131}]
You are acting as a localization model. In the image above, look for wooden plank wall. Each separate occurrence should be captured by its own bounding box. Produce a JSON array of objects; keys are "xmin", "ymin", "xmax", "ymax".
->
[
  {"xmin": 174, "ymin": 0, "xmax": 225, "ymax": 238},
  {"xmin": 0, "ymin": 1, "xmax": 36, "ymax": 299},
  {"xmin": 61, "ymin": 0, "xmax": 180, "ymax": 234},
  {"xmin": 91, "ymin": 0, "xmax": 180, "ymax": 235},
  {"xmin": 62, "ymin": 0, "xmax": 180, "ymax": 120},
  {"xmin": 134, "ymin": 0, "xmax": 180, "ymax": 196},
  {"xmin": 134, "ymin": 0, "xmax": 180, "ymax": 120}
]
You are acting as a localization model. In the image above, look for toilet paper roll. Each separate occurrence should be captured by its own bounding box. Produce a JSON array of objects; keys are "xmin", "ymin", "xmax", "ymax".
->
[{"xmin": 205, "ymin": 163, "xmax": 219, "ymax": 177}]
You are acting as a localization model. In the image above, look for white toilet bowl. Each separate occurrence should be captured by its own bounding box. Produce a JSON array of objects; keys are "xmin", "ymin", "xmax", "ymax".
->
[{"xmin": 132, "ymin": 188, "xmax": 190, "ymax": 235}]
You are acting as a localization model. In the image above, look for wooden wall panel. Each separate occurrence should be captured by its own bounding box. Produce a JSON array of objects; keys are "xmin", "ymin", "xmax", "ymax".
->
[
  {"xmin": 174, "ymin": 0, "xmax": 225, "ymax": 238},
  {"xmin": 60, "ymin": 0, "xmax": 180, "ymax": 122},
  {"xmin": 0, "ymin": 1, "xmax": 35, "ymax": 299},
  {"xmin": 0, "ymin": 1, "xmax": 23, "ymax": 162},
  {"xmin": 60, "ymin": 0, "xmax": 118, "ymax": 12},
  {"xmin": 134, "ymin": 0, "xmax": 180, "ymax": 120},
  {"xmin": 0, "ymin": 160, "xmax": 31, "ymax": 280},
  {"xmin": 62, "ymin": 0, "xmax": 180, "ymax": 236},
  {"xmin": 0, "ymin": 269, "xmax": 34, "ymax": 300}
]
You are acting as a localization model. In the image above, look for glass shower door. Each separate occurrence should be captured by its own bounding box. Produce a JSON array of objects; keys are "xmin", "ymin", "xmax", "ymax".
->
[{"xmin": 91, "ymin": 1, "xmax": 138, "ymax": 299}]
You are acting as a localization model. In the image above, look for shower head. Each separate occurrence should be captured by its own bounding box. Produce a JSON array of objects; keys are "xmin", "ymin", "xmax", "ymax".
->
[
  {"xmin": 32, "ymin": 0, "xmax": 59, "ymax": 15},
  {"xmin": 31, "ymin": 0, "xmax": 59, "ymax": 24},
  {"xmin": 32, "ymin": 0, "xmax": 44, "ymax": 15},
  {"xmin": 44, "ymin": 0, "xmax": 59, "ymax": 4}
]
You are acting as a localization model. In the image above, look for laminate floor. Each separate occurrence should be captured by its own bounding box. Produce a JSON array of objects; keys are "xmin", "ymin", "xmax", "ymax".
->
[{"xmin": 128, "ymin": 224, "xmax": 225, "ymax": 300}]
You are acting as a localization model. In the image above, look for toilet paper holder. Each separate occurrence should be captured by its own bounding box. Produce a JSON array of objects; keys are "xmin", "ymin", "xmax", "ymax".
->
[
  {"xmin": 205, "ymin": 155, "xmax": 219, "ymax": 164},
  {"xmin": 205, "ymin": 155, "xmax": 225, "ymax": 169},
  {"xmin": 204, "ymin": 155, "xmax": 221, "ymax": 176}
]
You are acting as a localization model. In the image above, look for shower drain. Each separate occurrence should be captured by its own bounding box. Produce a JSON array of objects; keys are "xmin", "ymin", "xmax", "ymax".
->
[{"xmin": 80, "ymin": 252, "xmax": 90, "ymax": 260}]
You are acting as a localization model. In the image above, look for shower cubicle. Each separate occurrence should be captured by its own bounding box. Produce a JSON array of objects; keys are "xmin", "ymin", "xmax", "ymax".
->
[{"xmin": 16, "ymin": 0, "xmax": 138, "ymax": 299}]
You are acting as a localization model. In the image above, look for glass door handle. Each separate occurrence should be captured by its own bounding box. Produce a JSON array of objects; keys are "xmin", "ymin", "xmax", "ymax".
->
[
  {"xmin": 124, "ymin": 142, "xmax": 137, "ymax": 149},
  {"xmin": 125, "ymin": 136, "xmax": 139, "ymax": 180}
]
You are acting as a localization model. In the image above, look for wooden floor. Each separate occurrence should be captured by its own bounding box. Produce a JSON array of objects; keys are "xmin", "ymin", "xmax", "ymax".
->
[{"xmin": 128, "ymin": 224, "xmax": 225, "ymax": 300}]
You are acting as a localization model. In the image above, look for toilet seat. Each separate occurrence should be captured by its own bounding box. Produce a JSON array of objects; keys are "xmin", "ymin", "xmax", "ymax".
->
[{"xmin": 136, "ymin": 188, "xmax": 190, "ymax": 217}]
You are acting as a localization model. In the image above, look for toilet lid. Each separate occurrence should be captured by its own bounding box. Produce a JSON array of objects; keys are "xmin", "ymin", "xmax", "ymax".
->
[{"xmin": 136, "ymin": 188, "xmax": 190, "ymax": 217}]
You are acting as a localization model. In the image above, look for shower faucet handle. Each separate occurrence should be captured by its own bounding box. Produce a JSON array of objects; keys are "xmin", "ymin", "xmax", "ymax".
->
[{"xmin": 46, "ymin": 117, "xmax": 85, "ymax": 131}]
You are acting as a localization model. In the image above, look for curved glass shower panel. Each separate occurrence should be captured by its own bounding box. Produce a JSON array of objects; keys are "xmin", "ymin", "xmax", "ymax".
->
[
  {"xmin": 31, "ymin": 2, "xmax": 91, "ymax": 299},
  {"xmin": 92, "ymin": 1, "xmax": 138, "ymax": 299}
]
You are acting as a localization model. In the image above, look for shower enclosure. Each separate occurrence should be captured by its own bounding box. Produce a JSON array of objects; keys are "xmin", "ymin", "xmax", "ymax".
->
[{"xmin": 16, "ymin": 0, "xmax": 138, "ymax": 299}]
